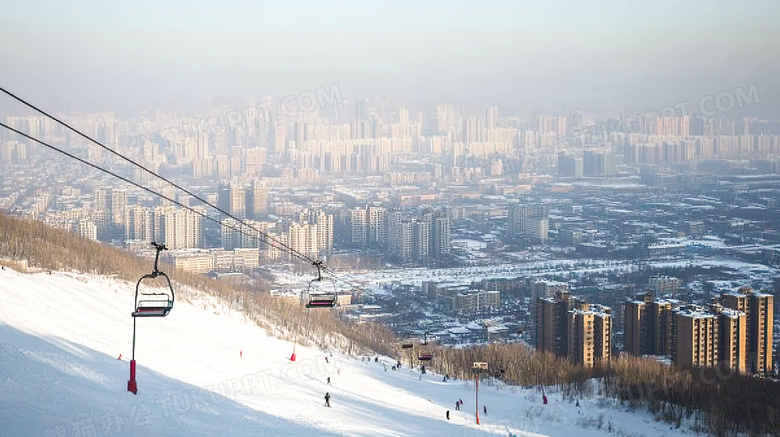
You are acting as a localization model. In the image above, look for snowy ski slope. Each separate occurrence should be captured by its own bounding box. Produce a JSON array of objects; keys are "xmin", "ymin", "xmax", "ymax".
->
[{"xmin": 0, "ymin": 267, "xmax": 693, "ymax": 436}]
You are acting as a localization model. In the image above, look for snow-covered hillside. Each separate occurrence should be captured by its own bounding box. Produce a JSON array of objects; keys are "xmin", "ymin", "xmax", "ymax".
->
[{"xmin": 0, "ymin": 268, "xmax": 693, "ymax": 436}]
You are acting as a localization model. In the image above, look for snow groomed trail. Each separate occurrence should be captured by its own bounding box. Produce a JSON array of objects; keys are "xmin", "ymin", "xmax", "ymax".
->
[{"xmin": 0, "ymin": 268, "xmax": 690, "ymax": 436}]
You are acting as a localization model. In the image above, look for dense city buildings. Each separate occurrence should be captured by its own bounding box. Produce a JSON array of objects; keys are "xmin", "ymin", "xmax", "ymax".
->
[
  {"xmin": 1, "ymin": 95, "xmax": 777, "ymax": 375},
  {"xmin": 623, "ymin": 286, "xmax": 773, "ymax": 375}
]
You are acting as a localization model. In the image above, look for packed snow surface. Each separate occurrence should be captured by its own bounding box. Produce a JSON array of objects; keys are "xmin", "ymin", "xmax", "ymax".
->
[{"xmin": 0, "ymin": 268, "xmax": 692, "ymax": 436}]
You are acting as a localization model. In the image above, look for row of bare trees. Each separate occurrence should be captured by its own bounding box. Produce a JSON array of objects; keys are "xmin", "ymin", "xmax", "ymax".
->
[
  {"xmin": 422, "ymin": 340, "xmax": 779, "ymax": 437},
  {"xmin": 0, "ymin": 213, "xmax": 398, "ymax": 359}
]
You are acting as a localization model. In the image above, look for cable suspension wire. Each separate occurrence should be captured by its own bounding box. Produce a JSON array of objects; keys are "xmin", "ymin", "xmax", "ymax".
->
[
  {"xmin": 0, "ymin": 86, "xmax": 318, "ymax": 265},
  {"xmin": 0, "ymin": 121, "xmax": 315, "ymax": 265},
  {"xmin": 0, "ymin": 86, "xmax": 320, "ymax": 267}
]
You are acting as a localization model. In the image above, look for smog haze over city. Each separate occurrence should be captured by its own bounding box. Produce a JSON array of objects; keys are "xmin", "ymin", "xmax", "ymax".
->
[
  {"xmin": 2, "ymin": 0, "xmax": 780, "ymax": 114},
  {"xmin": 1, "ymin": 1, "xmax": 780, "ymax": 436}
]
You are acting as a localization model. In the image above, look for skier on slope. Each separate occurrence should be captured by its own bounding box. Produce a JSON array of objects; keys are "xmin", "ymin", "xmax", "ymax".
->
[{"xmin": 324, "ymin": 392, "xmax": 331, "ymax": 407}]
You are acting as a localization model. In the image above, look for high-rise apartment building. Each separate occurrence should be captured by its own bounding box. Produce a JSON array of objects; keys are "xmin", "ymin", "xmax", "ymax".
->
[
  {"xmin": 557, "ymin": 155, "xmax": 583, "ymax": 178},
  {"xmin": 711, "ymin": 304, "xmax": 748, "ymax": 374},
  {"xmin": 648, "ymin": 276, "xmax": 681, "ymax": 295},
  {"xmin": 385, "ymin": 209, "xmax": 450, "ymax": 263},
  {"xmin": 672, "ymin": 305, "xmax": 719, "ymax": 368},
  {"xmin": 623, "ymin": 292, "xmax": 674, "ymax": 356},
  {"xmin": 567, "ymin": 309, "xmax": 595, "ymax": 366},
  {"xmin": 592, "ymin": 304, "xmax": 613, "ymax": 364},
  {"xmin": 536, "ymin": 290, "xmax": 589, "ymax": 357},
  {"xmin": 721, "ymin": 286, "xmax": 774, "ymax": 374},
  {"xmin": 583, "ymin": 151, "xmax": 616, "ymax": 177},
  {"xmin": 124, "ymin": 205, "xmax": 155, "ymax": 241},
  {"xmin": 508, "ymin": 205, "xmax": 549, "ymax": 243},
  {"xmin": 484, "ymin": 106, "xmax": 498, "ymax": 130},
  {"xmin": 537, "ymin": 291, "xmax": 611, "ymax": 367},
  {"xmin": 78, "ymin": 220, "xmax": 98, "ymax": 242},
  {"xmin": 430, "ymin": 215, "xmax": 451, "ymax": 256},
  {"xmin": 95, "ymin": 186, "xmax": 113, "ymax": 215},
  {"xmin": 218, "ymin": 182, "xmax": 246, "ymax": 219},
  {"xmin": 350, "ymin": 207, "xmax": 367, "ymax": 245},
  {"xmin": 247, "ymin": 180, "xmax": 268, "ymax": 218},
  {"xmin": 350, "ymin": 205, "xmax": 388, "ymax": 248},
  {"xmin": 313, "ymin": 210, "xmax": 334, "ymax": 255},
  {"xmin": 367, "ymin": 205, "xmax": 388, "ymax": 248},
  {"xmin": 412, "ymin": 219, "xmax": 430, "ymax": 262},
  {"xmin": 111, "ymin": 189, "xmax": 127, "ymax": 226},
  {"xmin": 164, "ymin": 207, "xmax": 204, "ymax": 249}
]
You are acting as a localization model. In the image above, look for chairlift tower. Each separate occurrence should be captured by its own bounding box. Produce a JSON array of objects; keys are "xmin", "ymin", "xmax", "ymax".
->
[{"xmin": 128, "ymin": 242, "xmax": 174, "ymax": 394}]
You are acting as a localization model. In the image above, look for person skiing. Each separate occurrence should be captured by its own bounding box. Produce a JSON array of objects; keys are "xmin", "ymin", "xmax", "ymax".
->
[
  {"xmin": 325, "ymin": 356, "xmax": 328, "ymax": 364},
  {"xmin": 446, "ymin": 410, "xmax": 450, "ymax": 420},
  {"xmin": 455, "ymin": 401, "xmax": 460, "ymax": 411},
  {"xmin": 324, "ymin": 392, "xmax": 331, "ymax": 407},
  {"xmin": 484, "ymin": 405, "xmax": 487, "ymax": 415},
  {"xmin": 327, "ymin": 376, "xmax": 331, "ymax": 385}
]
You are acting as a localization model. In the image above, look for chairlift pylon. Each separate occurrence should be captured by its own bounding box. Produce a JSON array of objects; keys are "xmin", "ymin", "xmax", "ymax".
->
[{"xmin": 128, "ymin": 242, "xmax": 174, "ymax": 395}]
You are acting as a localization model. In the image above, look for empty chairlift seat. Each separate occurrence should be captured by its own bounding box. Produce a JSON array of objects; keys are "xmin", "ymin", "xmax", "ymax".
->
[
  {"xmin": 306, "ymin": 293, "xmax": 337, "ymax": 308},
  {"xmin": 132, "ymin": 242, "xmax": 174, "ymax": 318},
  {"xmin": 133, "ymin": 294, "xmax": 174, "ymax": 317}
]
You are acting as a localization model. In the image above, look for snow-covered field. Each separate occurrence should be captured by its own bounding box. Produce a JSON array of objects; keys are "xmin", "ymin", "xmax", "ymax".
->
[
  {"xmin": 273, "ymin": 256, "xmax": 779, "ymax": 292},
  {"xmin": 0, "ymin": 267, "xmax": 694, "ymax": 436}
]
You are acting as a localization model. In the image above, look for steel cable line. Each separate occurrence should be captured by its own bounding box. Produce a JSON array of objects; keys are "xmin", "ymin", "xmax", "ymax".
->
[
  {"xmin": 0, "ymin": 86, "xmax": 320, "ymax": 267},
  {"xmin": 0, "ymin": 121, "xmax": 317, "ymax": 265}
]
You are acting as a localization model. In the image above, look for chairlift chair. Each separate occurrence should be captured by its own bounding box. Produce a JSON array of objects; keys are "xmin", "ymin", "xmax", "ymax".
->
[
  {"xmin": 418, "ymin": 344, "xmax": 433, "ymax": 361},
  {"xmin": 292, "ymin": 260, "xmax": 335, "ymax": 361},
  {"xmin": 418, "ymin": 351, "xmax": 433, "ymax": 361},
  {"xmin": 132, "ymin": 242, "xmax": 174, "ymax": 318},
  {"xmin": 306, "ymin": 292, "xmax": 337, "ymax": 308},
  {"xmin": 304, "ymin": 260, "xmax": 337, "ymax": 309},
  {"xmin": 417, "ymin": 330, "xmax": 433, "ymax": 360}
]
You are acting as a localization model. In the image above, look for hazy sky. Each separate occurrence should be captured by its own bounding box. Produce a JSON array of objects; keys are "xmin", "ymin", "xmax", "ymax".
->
[{"xmin": 1, "ymin": 0, "xmax": 779, "ymax": 115}]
